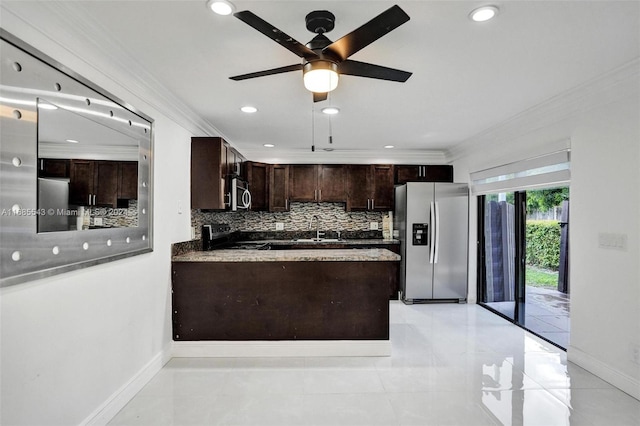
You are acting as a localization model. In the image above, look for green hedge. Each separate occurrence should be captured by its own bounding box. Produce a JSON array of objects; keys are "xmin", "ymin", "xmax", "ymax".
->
[{"xmin": 526, "ymin": 220, "xmax": 560, "ymax": 271}]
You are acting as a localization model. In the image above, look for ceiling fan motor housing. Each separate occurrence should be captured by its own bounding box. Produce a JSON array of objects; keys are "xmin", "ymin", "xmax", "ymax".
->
[{"xmin": 306, "ymin": 10, "xmax": 335, "ymax": 34}]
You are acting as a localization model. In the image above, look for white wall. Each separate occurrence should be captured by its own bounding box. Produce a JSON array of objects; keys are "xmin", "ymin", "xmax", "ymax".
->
[
  {"xmin": 451, "ymin": 66, "xmax": 640, "ymax": 398},
  {"xmin": 0, "ymin": 7, "xmax": 194, "ymax": 425}
]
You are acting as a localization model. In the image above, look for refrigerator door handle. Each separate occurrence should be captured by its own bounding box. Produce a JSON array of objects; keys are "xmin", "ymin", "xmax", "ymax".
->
[
  {"xmin": 434, "ymin": 201, "xmax": 440, "ymax": 264},
  {"xmin": 429, "ymin": 201, "xmax": 436, "ymax": 263}
]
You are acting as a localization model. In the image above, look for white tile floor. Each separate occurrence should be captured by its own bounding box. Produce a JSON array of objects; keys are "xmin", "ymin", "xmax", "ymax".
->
[{"xmin": 109, "ymin": 302, "xmax": 640, "ymax": 425}]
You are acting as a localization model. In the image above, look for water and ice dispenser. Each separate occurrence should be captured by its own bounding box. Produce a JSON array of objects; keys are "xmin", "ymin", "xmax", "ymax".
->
[{"xmin": 412, "ymin": 223, "xmax": 429, "ymax": 246}]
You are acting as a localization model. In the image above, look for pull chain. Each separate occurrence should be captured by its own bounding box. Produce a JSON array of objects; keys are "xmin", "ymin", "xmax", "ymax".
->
[{"xmin": 311, "ymin": 102, "xmax": 315, "ymax": 152}]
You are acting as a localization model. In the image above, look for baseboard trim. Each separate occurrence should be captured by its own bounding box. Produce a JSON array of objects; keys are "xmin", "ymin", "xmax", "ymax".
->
[
  {"xmin": 81, "ymin": 345, "xmax": 172, "ymax": 426},
  {"xmin": 172, "ymin": 340, "xmax": 392, "ymax": 358},
  {"xmin": 568, "ymin": 345, "xmax": 640, "ymax": 400}
]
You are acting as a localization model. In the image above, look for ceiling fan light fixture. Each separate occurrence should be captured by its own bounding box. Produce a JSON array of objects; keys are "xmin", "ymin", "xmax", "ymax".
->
[
  {"xmin": 206, "ymin": 0, "xmax": 235, "ymax": 16},
  {"xmin": 469, "ymin": 5, "xmax": 499, "ymax": 22},
  {"xmin": 303, "ymin": 61, "xmax": 339, "ymax": 93}
]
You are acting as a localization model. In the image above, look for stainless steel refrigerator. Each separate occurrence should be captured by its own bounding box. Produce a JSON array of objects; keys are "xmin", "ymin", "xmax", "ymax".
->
[{"xmin": 394, "ymin": 182, "xmax": 469, "ymax": 303}]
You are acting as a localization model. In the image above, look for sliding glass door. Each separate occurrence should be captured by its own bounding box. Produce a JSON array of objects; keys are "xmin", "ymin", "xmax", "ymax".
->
[{"xmin": 478, "ymin": 187, "xmax": 570, "ymax": 349}]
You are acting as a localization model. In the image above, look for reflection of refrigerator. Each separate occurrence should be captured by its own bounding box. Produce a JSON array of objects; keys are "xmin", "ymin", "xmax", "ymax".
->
[
  {"xmin": 38, "ymin": 178, "xmax": 70, "ymax": 232},
  {"xmin": 394, "ymin": 182, "xmax": 469, "ymax": 303}
]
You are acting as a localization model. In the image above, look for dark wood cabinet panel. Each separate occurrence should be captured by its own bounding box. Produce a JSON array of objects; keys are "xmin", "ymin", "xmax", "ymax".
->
[
  {"xmin": 289, "ymin": 164, "xmax": 318, "ymax": 202},
  {"xmin": 69, "ymin": 160, "xmax": 95, "ymax": 206},
  {"xmin": 172, "ymin": 261, "xmax": 395, "ymax": 340},
  {"xmin": 94, "ymin": 161, "xmax": 119, "ymax": 207},
  {"xmin": 395, "ymin": 165, "xmax": 453, "ymax": 184},
  {"xmin": 118, "ymin": 161, "xmax": 138, "ymax": 200},
  {"xmin": 39, "ymin": 159, "xmax": 70, "ymax": 178},
  {"xmin": 346, "ymin": 165, "xmax": 371, "ymax": 210},
  {"xmin": 269, "ymin": 164, "xmax": 290, "ymax": 212},
  {"xmin": 69, "ymin": 160, "xmax": 135, "ymax": 207},
  {"xmin": 318, "ymin": 164, "xmax": 345, "ymax": 202},
  {"xmin": 191, "ymin": 137, "xmax": 228, "ymax": 210},
  {"xmin": 346, "ymin": 164, "xmax": 394, "ymax": 211},
  {"xmin": 371, "ymin": 165, "xmax": 394, "ymax": 210},
  {"xmin": 244, "ymin": 161, "xmax": 268, "ymax": 211}
]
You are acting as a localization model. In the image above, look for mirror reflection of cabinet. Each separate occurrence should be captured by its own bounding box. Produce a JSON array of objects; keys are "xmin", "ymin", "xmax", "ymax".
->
[
  {"xmin": 69, "ymin": 159, "xmax": 137, "ymax": 207},
  {"xmin": 39, "ymin": 159, "xmax": 70, "ymax": 178}
]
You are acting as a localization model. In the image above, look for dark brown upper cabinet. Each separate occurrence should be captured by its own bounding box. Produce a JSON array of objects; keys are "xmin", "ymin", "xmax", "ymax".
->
[
  {"xmin": 191, "ymin": 137, "xmax": 237, "ymax": 210},
  {"xmin": 118, "ymin": 161, "xmax": 138, "ymax": 201},
  {"xmin": 38, "ymin": 158, "xmax": 70, "ymax": 178},
  {"xmin": 395, "ymin": 165, "xmax": 453, "ymax": 184},
  {"xmin": 269, "ymin": 164, "xmax": 290, "ymax": 212},
  {"xmin": 289, "ymin": 164, "xmax": 345, "ymax": 203},
  {"xmin": 346, "ymin": 164, "xmax": 394, "ymax": 211},
  {"xmin": 69, "ymin": 160, "xmax": 134, "ymax": 207},
  {"xmin": 244, "ymin": 161, "xmax": 269, "ymax": 211}
]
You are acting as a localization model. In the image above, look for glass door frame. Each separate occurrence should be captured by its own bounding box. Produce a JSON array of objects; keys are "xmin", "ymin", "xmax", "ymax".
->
[{"xmin": 477, "ymin": 192, "xmax": 566, "ymax": 350}]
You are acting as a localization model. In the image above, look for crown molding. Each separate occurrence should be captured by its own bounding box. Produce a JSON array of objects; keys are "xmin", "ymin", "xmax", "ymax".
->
[
  {"xmin": 446, "ymin": 58, "xmax": 640, "ymax": 163},
  {"xmin": 241, "ymin": 148, "xmax": 447, "ymax": 165},
  {"xmin": 0, "ymin": 2, "xmax": 225, "ymax": 140}
]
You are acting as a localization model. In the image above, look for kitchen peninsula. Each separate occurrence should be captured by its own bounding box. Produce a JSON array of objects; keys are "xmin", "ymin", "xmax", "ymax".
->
[{"xmin": 171, "ymin": 245, "xmax": 399, "ymax": 343}]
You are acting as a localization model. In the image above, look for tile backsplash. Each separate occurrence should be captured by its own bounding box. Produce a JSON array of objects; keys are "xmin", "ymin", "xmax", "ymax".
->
[{"xmin": 191, "ymin": 202, "xmax": 384, "ymax": 239}]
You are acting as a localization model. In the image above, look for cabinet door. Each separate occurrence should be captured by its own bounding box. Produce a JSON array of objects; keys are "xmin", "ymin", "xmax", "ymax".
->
[
  {"xmin": 318, "ymin": 164, "xmax": 345, "ymax": 202},
  {"xmin": 371, "ymin": 165, "xmax": 394, "ymax": 211},
  {"xmin": 289, "ymin": 164, "xmax": 318, "ymax": 202},
  {"xmin": 69, "ymin": 160, "xmax": 95, "ymax": 205},
  {"xmin": 395, "ymin": 165, "xmax": 420, "ymax": 185},
  {"xmin": 423, "ymin": 165, "xmax": 454, "ymax": 182},
  {"xmin": 118, "ymin": 161, "xmax": 138, "ymax": 200},
  {"xmin": 39, "ymin": 159, "xmax": 70, "ymax": 178},
  {"xmin": 269, "ymin": 164, "xmax": 289, "ymax": 212},
  {"xmin": 191, "ymin": 137, "xmax": 227, "ymax": 210},
  {"xmin": 245, "ymin": 161, "xmax": 268, "ymax": 211},
  {"xmin": 94, "ymin": 161, "xmax": 119, "ymax": 207},
  {"xmin": 346, "ymin": 165, "xmax": 371, "ymax": 211}
]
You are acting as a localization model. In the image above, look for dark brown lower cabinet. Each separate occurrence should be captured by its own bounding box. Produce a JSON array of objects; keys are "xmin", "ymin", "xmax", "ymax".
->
[{"xmin": 172, "ymin": 260, "xmax": 397, "ymax": 340}]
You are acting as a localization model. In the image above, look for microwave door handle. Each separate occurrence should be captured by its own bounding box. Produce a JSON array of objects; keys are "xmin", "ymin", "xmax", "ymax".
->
[{"xmin": 243, "ymin": 189, "xmax": 252, "ymax": 209}]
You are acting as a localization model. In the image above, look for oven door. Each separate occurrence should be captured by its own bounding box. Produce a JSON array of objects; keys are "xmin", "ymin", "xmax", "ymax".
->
[{"xmin": 231, "ymin": 177, "xmax": 251, "ymax": 211}]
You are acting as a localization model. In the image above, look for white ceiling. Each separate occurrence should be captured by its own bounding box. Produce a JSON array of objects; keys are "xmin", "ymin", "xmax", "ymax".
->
[{"xmin": 4, "ymin": 1, "xmax": 639, "ymax": 163}]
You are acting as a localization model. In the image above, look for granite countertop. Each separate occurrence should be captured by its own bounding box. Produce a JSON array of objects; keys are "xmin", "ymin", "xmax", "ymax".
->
[
  {"xmin": 172, "ymin": 248, "xmax": 401, "ymax": 263},
  {"xmin": 247, "ymin": 239, "xmax": 399, "ymax": 246}
]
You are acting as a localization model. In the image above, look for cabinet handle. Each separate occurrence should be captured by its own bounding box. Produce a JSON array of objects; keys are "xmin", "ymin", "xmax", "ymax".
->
[
  {"xmin": 318, "ymin": 189, "xmax": 322, "ymax": 201},
  {"xmin": 371, "ymin": 199, "xmax": 375, "ymax": 210},
  {"xmin": 40, "ymin": 159, "xmax": 44, "ymax": 170},
  {"xmin": 285, "ymin": 198, "xmax": 288, "ymax": 210},
  {"xmin": 93, "ymin": 194, "xmax": 96, "ymax": 205}
]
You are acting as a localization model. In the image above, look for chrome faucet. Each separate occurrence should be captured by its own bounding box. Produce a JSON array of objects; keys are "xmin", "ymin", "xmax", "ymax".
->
[{"xmin": 308, "ymin": 215, "xmax": 324, "ymax": 240}]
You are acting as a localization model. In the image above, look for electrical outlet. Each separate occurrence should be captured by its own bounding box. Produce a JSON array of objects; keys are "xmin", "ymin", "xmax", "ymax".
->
[
  {"xmin": 94, "ymin": 217, "xmax": 103, "ymax": 226},
  {"xmin": 598, "ymin": 232, "xmax": 628, "ymax": 250},
  {"xmin": 191, "ymin": 226, "xmax": 196, "ymax": 240},
  {"xmin": 275, "ymin": 222, "xmax": 284, "ymax": 231},
  {"xmin": 370, "ymin": 222, "xmax": 379, "ymax": 230}
]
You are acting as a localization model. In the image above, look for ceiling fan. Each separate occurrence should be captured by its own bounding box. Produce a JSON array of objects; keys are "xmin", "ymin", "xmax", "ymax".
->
[{"xmin": 229, "ymin": 5, "xmax": 413, "ymax": 102}]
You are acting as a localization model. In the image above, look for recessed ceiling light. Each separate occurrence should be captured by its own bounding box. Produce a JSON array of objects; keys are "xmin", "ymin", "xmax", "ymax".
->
[
  {"xmin": 263, "ymin": 143, "xmax": 275, "ymax": 148},
  {"xmin": 469, "ymin": 5, "xmax": 499, "ymax": 22},
  {"xmin": 240, "ymin": 106, "xmax": 258, "ymax": 113},
  {"xmin": 384, "ymin": 145, "xmax": 395, "ymax": 149},
  {"xmin": 206, "ymin": 0, "xmax": 235, "ymax": 16},
  {"xmin": 321, "ymin": 107, "xmax": 340, "ymax": 115},
  {"xmin": 65, "ymin": 139, "xmax": 79, "ymax": 143}
]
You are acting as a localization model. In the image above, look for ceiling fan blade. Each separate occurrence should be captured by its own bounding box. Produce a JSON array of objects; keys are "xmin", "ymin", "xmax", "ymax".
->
[
  {"xmin": 339, "ymin": 60, "xmax": 412, "ymax": 82},
  {"xmin": 323, "ymin": 5, "xmax": 410, "ymax": 62},
  {"xmin": 234, "ymin": 11, "xmax": 318, "ymax": 59},
  {"xmin": 313, "ymin": 92, "xmax": 328, "ymax": 102},
  {"xmin": 230, "ymin": 64, "xmax": 303, "ymax": 81}
]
